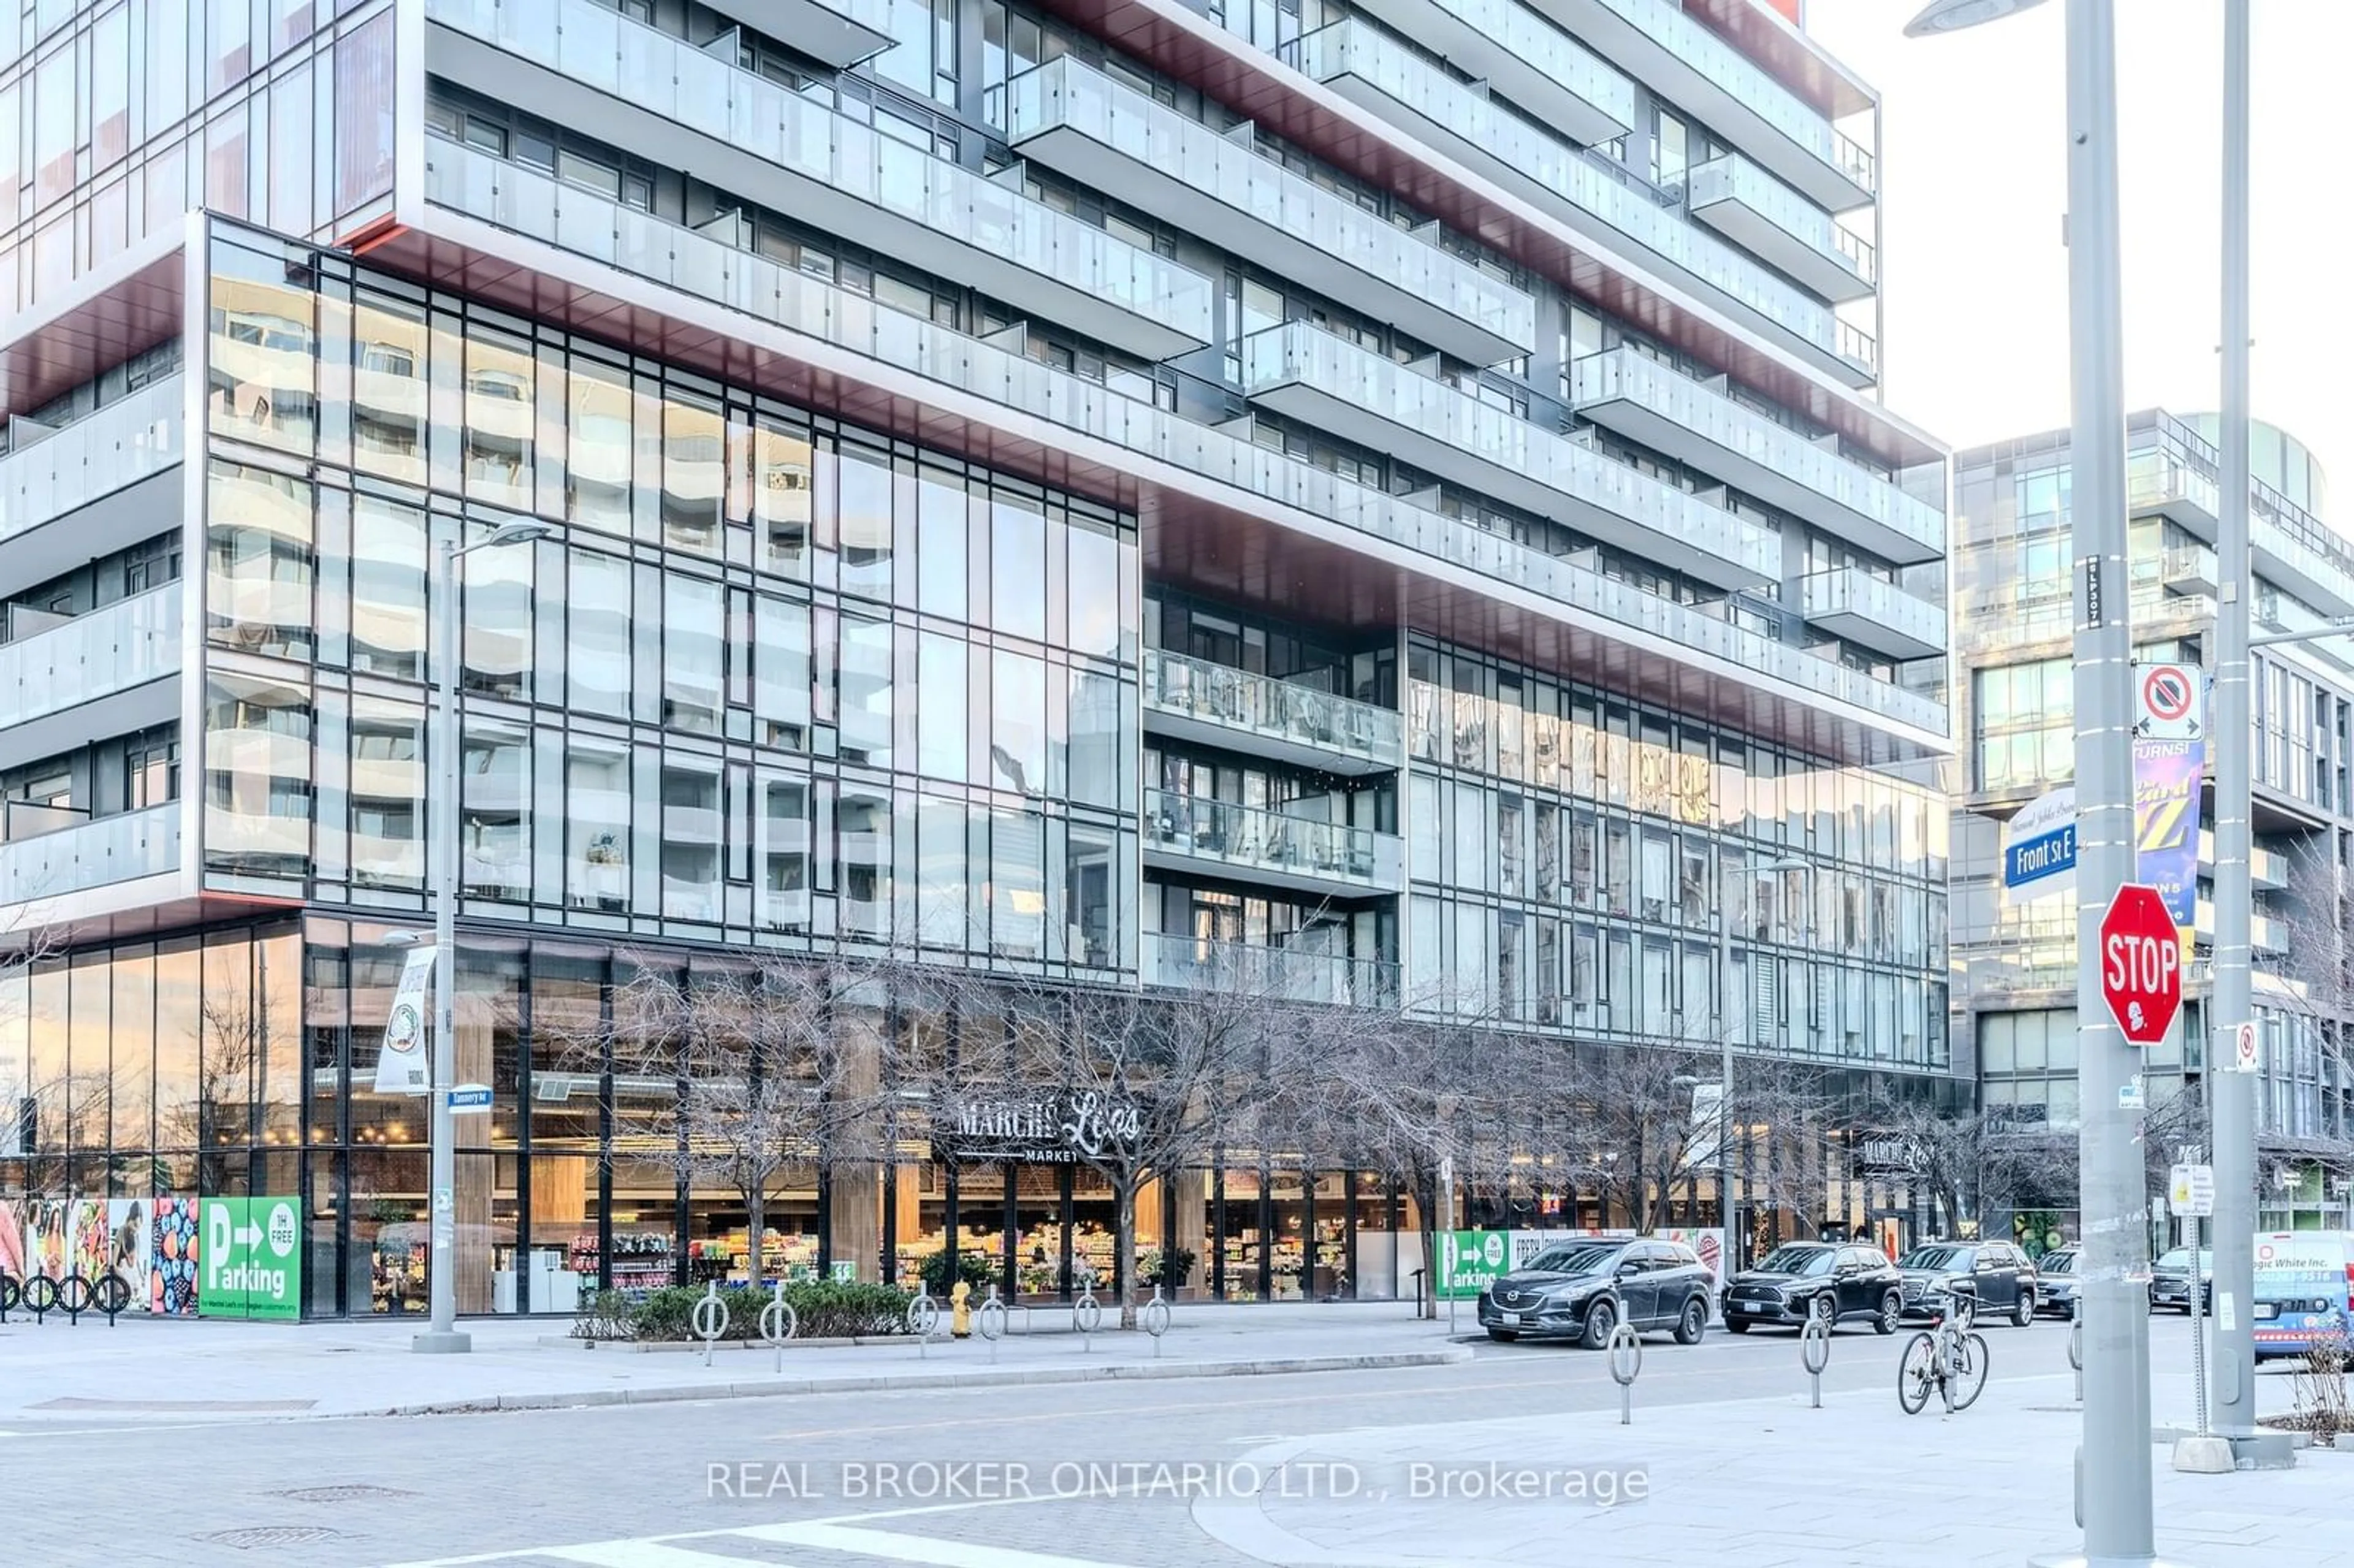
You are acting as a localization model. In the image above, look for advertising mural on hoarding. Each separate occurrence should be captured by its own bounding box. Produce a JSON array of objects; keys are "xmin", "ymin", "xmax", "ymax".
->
[
  {"xmin": 2133, "ymin": 734, "xmax": 2204, "ymax": 931},
  {"xmin": 153, "ymin": 1195, "xmax": 202, "ymax": 1315}
]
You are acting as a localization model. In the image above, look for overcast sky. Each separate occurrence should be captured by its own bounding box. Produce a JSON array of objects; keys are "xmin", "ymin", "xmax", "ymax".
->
[{"xmin": 1804, "ymin": 0, "xmax": 2348, "ymax": 516}]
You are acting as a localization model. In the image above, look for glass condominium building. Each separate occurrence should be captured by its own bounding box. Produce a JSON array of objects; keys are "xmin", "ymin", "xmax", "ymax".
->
[
  {"xmin": 2, "ymin": 0, "xmax": 1954, "ymax": 1315},
  {"xmin": 1951, "ymin": 413, "xmax": 2354, "ymax": 1232}
]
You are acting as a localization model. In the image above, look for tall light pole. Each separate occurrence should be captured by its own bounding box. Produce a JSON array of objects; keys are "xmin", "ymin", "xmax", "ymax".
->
[
  {"xmin": 1716, "ymin": 857, "xmax": 1809, "ymax": 1292},
  {"xmin": 2207, "ymin": 0, "xmax": 2258, "ymax": 1449},
  {"xmin": 1908, "ymin": 2, "xmax": 2162, "ymax": 1561},
  {"xmin": 412, "ymin": 517, "xmax": 557, "ymax": 1355}
]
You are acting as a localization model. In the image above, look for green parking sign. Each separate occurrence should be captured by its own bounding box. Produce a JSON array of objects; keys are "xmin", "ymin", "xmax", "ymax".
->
[
  {"xmin": 1437, "ymin": 1229, "xmax": 1510, "ymax": 1300},
  {"xmin": 199, "ymin": 1196, "xmax": 303, "ymax": 1320}
]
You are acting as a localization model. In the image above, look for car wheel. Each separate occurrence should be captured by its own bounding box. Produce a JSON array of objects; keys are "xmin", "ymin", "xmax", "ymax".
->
[
  {"xmin": 1674, "ymin": 1296, "xmax": 1706, "ymax": 1346},
  {"xmin": 1485, "ymin": 1328, "xmax": 1518, "ymax": 1343},
  {"xmin": 2013, "ymin": 1290, "xmax": 2035, "ymax": 1328},
  {"xmin": 1583, "ymin": 1297, "xmax": 1618, "ymax": 1350},
  {"xmin": 1725, "ymin": 1316, "xmax": 1751, "ymax": 1333},
  {"xmin": 1875, "ymin": 1290, "xmax": 1902, "ymax": 1335},
  {"xmin": 1810, "ymin": 1292, "xmax": 1838, "ymax": 1330}
]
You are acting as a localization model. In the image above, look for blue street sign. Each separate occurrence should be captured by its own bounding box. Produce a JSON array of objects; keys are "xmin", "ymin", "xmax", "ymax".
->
[
  {"xmin": 2006, "ymin": 823, "xmax": 2077, "ymax": 888},
  {"xmin": 447, "ymin": 1083, "xmax": 494, "ymax": 1114}
]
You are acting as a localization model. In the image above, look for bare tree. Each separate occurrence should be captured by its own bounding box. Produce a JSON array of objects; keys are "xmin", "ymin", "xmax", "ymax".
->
[{"xmin": 564, "ymin": 946, "xmax": 911, "ymax": 1286}]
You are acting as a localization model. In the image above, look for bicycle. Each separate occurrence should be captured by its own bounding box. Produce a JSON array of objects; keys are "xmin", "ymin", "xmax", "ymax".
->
[{"xmin": 1897, "ymin": 1288, "xmax": 1989, "ymax": 1414}]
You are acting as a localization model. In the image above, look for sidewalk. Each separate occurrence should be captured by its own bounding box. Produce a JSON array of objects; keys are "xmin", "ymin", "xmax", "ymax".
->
[
  {"xmin": 0, "ymin": 1300, "xmax": 1468, "ymax": 1421},
  {"xmin": 1192, "ymin": 1364, "xmax": 2349, "ymax": 1568}
]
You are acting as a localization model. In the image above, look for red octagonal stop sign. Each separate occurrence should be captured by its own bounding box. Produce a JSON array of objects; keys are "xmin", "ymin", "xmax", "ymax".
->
[{"xmin": 2100, "ymin": 883, "xmax": 2182, "ymax": 1045}]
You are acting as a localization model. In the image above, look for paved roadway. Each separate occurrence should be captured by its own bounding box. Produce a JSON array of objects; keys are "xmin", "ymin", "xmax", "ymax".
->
[{"xmin": 0, "ymin": 1313, "xmax": 2312, "ymax": 1567}]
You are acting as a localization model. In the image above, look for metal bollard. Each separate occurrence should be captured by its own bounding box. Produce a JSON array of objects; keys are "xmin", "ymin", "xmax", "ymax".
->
[
  {"xmin": 2068, "ymin": 1300, "xmax": 2084, "ymax": 1403},
  {"xmin": 908, "ymin": 1292, "xmax": 942, "ymax": 1358},
  {"xmin": 759, "ymin": 1281, "xmax": 799, "ymax": 1374},
  {"xmin": 1141, "ymin": 1284, "xmax": 1172, "ymax": 1358},
  {"xmin": 1607, "ymin": 1321, "xmax": 1643, "ymax": 1426},
  {"xmin": 1801, "ymin": 1316, "xmax": 1832, "ymax": 1409},
  {"xmin": 691, "ymin": 1282, "xmax": 731, "ymax": 1369},
  {"xmin": 1072, "ymin": 1290, "xmax": 1102, "ymax": 1352},
  {"xmin": 977, "ymin": 1284, "xmax": 1008, "ymax": 1363}
]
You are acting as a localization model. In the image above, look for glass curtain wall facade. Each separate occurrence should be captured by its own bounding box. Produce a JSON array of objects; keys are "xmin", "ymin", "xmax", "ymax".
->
[{"xmin": 6, "ymin": 0, "xmax": 1960, "ymax": 1312}]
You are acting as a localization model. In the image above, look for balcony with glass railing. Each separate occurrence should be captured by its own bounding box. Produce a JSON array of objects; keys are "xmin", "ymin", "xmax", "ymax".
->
[
  {"xmin": 2132, "ymin": 415, "xmax": 2354, "ymax": 616},
  {"xmin": 1288, "ymin": 22, "xmax": 1861, "ymax": 382},
  {"xmin": 0, "ymin": 587, "xmax": 181, "ymax": 733},
  {"xmin": 704, "ymin": 0, "xmax": 897, "ymax": 68},
  {"xmin": 425, "ymin": 0, "xmax": 1215, "ymax": 362},
  {"xmin": 1143, "ymin": 789, "xmax": 1404, "ymax": 899},
  {"xmin": 1002, "ymin": 55, "xmax": 1535, "ymax": 365},
  {"xmin": 2198, "ymin": 829, "xmax": 2290, "ymax": 892},
  {"xmin": 1346, "ymin": 0, "xmax": 1636, "ymax": 147},
  {"xmin": 1796, "ymin": 568, "xmax": 1944, "ymax": 661},
  {"xmin": 0, "ymin": 802, "xmax": 182, "ymax": 907},
  {"xmin": 1141, "ymin": 931, "xmax": 1401, "ymax": 1008},
  {"xmin": 0, "ymin": 375, "xmax": 184, "ymax": 543},
  {"xmin": 1242, "ymin": 324, "xmax": 1778, "ymax": 589},
  {"xmin": 1533, "ymin": 0, "xmax": 1874, "ymax": 212},
  {"xmin": 421, "ymin": 140, "xmax": 1947, "ymax": 739},
  {"xmin": 1143, "ymin": 648, "xmax": 1403, "ymax": 776},
  {"xmin": 1569, "ymin": 347, "xmax": 1940, "ymax": 566},
  {"xmin": 1686, "ymin": 153, "xmax": 1873, "ymax": 304}
]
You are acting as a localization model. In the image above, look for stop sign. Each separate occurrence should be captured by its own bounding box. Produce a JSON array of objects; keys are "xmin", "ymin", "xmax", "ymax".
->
[{"xmin": 2100, "ymin": 883, "xmax": 2182, "ymax": 1045}]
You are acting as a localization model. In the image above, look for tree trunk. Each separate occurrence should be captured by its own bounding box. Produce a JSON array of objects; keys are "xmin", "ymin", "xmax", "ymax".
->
[
  {"xmin": 1417, "ymin": 1166, "xmax": 1440, "ymax": 1320},
  {"xmin": 1114, "ymin": 1178, "xmax": 1140, "ymax": 1330},
  {"xmin": 745, "ymin": 1182, "xmax": 766, "ymax": 1288}
]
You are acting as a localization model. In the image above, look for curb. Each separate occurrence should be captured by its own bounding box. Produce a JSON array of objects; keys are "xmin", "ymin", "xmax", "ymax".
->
[{"xmin": 369, "ymin": 1347, "xmax": 1474, "ymax": 1418}]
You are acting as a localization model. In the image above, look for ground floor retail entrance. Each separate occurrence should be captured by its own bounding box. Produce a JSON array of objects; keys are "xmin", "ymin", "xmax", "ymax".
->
[{"xmin": 2, "ymin": 915, "xmax": 1915, "ymax": 1318}]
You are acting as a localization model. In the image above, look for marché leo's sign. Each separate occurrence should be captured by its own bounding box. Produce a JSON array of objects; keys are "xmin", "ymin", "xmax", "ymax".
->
[{"xmin": 947, "ymin": 1090, "xmax": 1143, "ymax": 1164}]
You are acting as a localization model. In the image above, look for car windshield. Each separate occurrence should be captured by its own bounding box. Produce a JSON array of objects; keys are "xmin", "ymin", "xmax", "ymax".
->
[
  {"xmin": 1523, "ymin": 1244, "xmax": 1623, "ymax": 1276},
  {"xmin": 1899, "ymin": 1246, "xmax": 1972, "ymax": 1271},
  {"xmin": 2156, "ymin": 1249, "xmax": 2191, "ymax": 1269},
  {"xmin": 2040, "ymin": 1251, "xmax": 2076, "ymax": 1274},
  {"xmin": 1755, "ymin": 1246, "xmax": 1834, "ymax": 1276}
]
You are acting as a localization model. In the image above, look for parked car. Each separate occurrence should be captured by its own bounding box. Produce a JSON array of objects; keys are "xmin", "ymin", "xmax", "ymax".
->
[
  {"xmin": 2033, "ymin": 1246, "xmax": 2081, "ymax": 1317},
  {"xmin": 1720, "ymin": 1242, "xmax": 1904, "ymax": 1334},
  {"xmin": 1479, "ymin": 1238, "xmax": 1715, "ymax": 1347},
  {"xmin": 2148, "ymin": 1247, "xmax": 2214, "ymax": 1314},
  {"xmin": 1897, "ymin": 1240, "xmax": 2040, "ymax": 1326}
]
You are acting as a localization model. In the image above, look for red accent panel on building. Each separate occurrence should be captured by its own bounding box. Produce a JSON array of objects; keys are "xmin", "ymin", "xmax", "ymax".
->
[{"xmin": 1682, "ymin": 0, "xmax": 1875, "ymax": 118}]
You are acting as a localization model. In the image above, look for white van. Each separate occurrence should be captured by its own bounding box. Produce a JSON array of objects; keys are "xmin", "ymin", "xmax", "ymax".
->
[{"xmin": 2252, "ymin": 1231, "xmax": 2353, "ymax": 1361}]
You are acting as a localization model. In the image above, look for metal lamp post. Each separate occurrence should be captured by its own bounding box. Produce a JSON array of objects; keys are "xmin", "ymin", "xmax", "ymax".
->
[
  {"xmin": 1909, "ymin": 2, "xmax": 2167, "ymax": 1561},
  {"xmin": 412, "ymin": 517, "xmax": 557, "ymax": 1355}
]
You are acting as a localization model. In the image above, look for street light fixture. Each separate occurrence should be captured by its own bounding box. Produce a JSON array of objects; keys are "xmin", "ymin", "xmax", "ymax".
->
[
  {"xmin": 1908, "ymin": 2, "xmax": 2161, "ymax": 1559},
  {"xmin": 410, "ymin": 516, "xmax": 560, "ymax": 1355}
]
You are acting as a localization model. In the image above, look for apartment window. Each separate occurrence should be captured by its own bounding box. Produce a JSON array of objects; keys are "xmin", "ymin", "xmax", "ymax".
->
[
  {"xmin": 127, "ymin": 739, "xmax": 181, "ymax": 809},
  {"xmin": 1651, "ymin": 110, "xmax": 1689, "ymax": 186}
]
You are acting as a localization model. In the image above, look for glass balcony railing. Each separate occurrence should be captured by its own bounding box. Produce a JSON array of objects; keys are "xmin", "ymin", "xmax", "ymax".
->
[
  {"xmin": 423, "ymin": 141, "xmax": 1944, "ymax": 735},
  {"xmin": 1243, "ymin": 323, "xmax": 1780, "ymax": 584},
  {"xmin": 0, "ymin": 803, "xmax": 181, "ymax": 905},
  {"xmin": 1143, "ymin": 788, "xmax": 1404, "ymax": 894},
  {"xmin": 2198, "ymin": 830, "xmax": 2290, "ymax": 889},
  {"xmin": 1143, "ymin": 648, "xmax": 1403, "ymax": 768},
  {"xmin": 0, "ymin": 375, "xmax": 184, "ymax": 542},
  {"xmin": 1289, "ymin": 22, "xmax": 1843, "ymax": 362},
  {"xmin": 427, "ymin": 0, "xmax": 1216, "ymax": 352},
  {"xmin": 1570, "ymin": 348, "xmax": 1938, "ymax": 560},
  {"xmin": 1585, "ymin": 0, "xmax": 1872, "ymax": 197},
  {"xmin": 1363, "ymin": 0, "xmax": 1636, "ymax": 136},
  {"xmin": 1796, "ymin": 568, "xmax": 1945, "ymax": 655},
  {"xmin": 1686, "ymin": 153, "xmax": 1873, "ymax": 287},
  {"xmin": 0, "ymin": 588, "xmax": 182, "ymax": 730},
  {"xmin": 1141, "ymin": 931, "xmax": 1401, "ymax": 1008},
  {"xmin": 1002, "ymin": 55, "xmax": 1536, "ymax": 359}
]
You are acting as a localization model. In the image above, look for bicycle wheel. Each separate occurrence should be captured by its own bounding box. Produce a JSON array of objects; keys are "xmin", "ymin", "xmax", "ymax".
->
[
  {"xmin": 1949, "ymin": 1331, "xmax": 1990, "ymax": 1411},
  {"xmin": 1897, "ymin": 1331, "xmax": 1938, "ymax": 1414}
]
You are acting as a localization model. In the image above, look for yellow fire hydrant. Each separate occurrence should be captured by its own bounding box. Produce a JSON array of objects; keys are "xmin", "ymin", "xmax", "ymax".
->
[{"xmin": 951, "ymin": 1279, "xmax": 973, "ymax": 1338}]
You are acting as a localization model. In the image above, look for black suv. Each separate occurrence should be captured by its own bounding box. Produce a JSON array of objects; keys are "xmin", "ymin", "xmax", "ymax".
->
[
  {"xmin": 1479, "ymin": 1238, "xmax": 1716, "ymax": 1347},
  {"xmin": 1897, "ymin": 1241, "xmax": 2041, "ymax": 1326},
  {"xmin": 1721, "ymin": 1242, "xmax": 1905, "ymax": 1334},
  {"xmin": 2148, "ymin": 1248, "xmax": 2214, "ymax": 1314}
]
